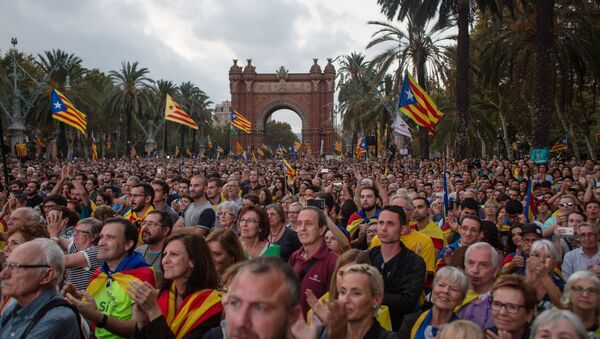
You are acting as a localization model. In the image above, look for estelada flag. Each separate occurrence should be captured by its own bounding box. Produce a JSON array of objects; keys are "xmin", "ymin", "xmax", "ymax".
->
[
  {"xmin": 165, "ymin": 94, "xmax": 199, "ymax": 129},
  {"xmin": 235, "ymin": 142, "xmax": 244, "ymax": 155},
  {"xmin": 398, "ymin": 72, "xmax": 444, "ymax": 134},
  {"xmin": 91, "ymin": 135, "xmax": 98, "ymax": 161},
  {"xmin": 356, "ymin": 137, "xmax": 367, "ymax": 159},
  {"xmin": 231, "ymin": 109, "xmax": 252, "ymax": 133},
  {"xmin": 51, "ymin": 89, "xmax": 87, "ymax": 135}
]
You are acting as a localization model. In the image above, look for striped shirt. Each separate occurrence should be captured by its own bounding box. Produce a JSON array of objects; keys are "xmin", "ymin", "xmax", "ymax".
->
[{"xmin": 66, "ymin": 243, "xmax": 101, "ymax": 291}]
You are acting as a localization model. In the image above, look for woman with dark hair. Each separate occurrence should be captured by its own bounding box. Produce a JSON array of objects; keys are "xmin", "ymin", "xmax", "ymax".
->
[
  {"xmin": 128, "ymin": 233, "xmax": 222, "ymax": 338},
  {"xmin": 501, "ymin": 224, "xmax": 524, "ymax": 274},
  {"xmin": 238, "ymin": 205, "xmax": 280, "ymax": 258},
  {"xmin": 205, "ymin": 228, "xmax": 245, "ymax": 288},
  {"xmin": 3, "ymin": 222, "xmax": 49, "ymax": 258},
  {"xmin": 257, "ymin": 187, "xmax": 273, "ymax": 208},
  {"xmin": 271, "ymin": 176, "xmax": 287, "ymax": 202}
]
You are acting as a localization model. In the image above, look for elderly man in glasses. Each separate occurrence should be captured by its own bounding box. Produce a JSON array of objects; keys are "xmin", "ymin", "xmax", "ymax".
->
[{"xmin": 0, "ymin": 238, "xmax": 81, "ymax": 339}]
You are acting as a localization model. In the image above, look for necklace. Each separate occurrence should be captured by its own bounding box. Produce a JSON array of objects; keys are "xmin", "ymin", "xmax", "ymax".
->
[{"xmin": 270, "ymin": 225, "xmax": 285, "ymax": 243}]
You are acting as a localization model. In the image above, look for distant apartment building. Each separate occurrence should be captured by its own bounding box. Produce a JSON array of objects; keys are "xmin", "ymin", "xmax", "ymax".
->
[{"xmin": 213, "ymin": 100, "xmax": 231, "ymax": 127}]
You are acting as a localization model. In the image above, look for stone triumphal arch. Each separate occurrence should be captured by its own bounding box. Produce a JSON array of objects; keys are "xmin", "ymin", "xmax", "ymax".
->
[{"xmin": 229, "ymin": 58, "xmax": 335, "ymax": 155}]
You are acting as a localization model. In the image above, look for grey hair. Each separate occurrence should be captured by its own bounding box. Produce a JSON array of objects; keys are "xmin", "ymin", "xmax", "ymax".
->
[
  {"xmin": 530, "ymin": 310, "xmax": 588, "ymax": 339},
  {"xmin": 266, "ymin": 203, "xmax": 285, "ymax": 224},
  {"xmin": 464, "ymin": 242, "xmax": 500, "ymax": 269},
  {"xmin": 390, "ymin": 193, "xmax": 414, "ymax": 211},
  {"xmin": 344, "ymin": 263, "xmax": 384, "ymax": 297},
  {"xmin": 530, "ymin": 239, "xmax": 561, "ymax": 264},
  {"xmin": 233, "ymin": 257, "xmax": 299, "ymax": 311},
  {"xmin": 15, "ymin": 207, "xmax": 42, "ymax": 224},
  {"xmin": 217, "ymin": 201, "xmax": 241, "ymax": 220},
  {"xmin": 288, "ymin": 202, "xmax": 303, "ymax": 211},
  {"xmin": 127, "ymin": 175, "xmax": 141, "ymax": 185},
  {"xmin": 77, "ymin": 217, "xmax": 102, "ymax": 241},
  {"xmin": 433, "ymin": 266, "xmax": 469, "ymax": 300},
  {"xmin": 28, "ymin": 238, "xmax": 65, "ymax": 287},
  {"xmin": 561, "ymin": 270, "xmax": 600, "ymax": 313},
  {"xmin": 577, "ymin": 222, "xmax": 599, "ymax": 235}
]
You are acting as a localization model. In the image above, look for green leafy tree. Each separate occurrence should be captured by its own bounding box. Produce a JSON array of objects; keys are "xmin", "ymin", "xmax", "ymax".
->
[
  {"xmin": 107, "ymin": 61, "xmax": 154, "ymax": 154},
  {"xmin": 264, "ymin": 120, "xmax": 299, "ymax": 150}
]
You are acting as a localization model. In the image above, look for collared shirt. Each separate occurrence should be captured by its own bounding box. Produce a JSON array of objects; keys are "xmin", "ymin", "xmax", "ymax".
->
[
  {"xmin": 289, "ymin": 242, "xmax": 338, "ymax": 314},
  {"xmin": 0, "ymin": 288, "xmax": 80, "ymax": 339},
  {"xmin": 562, "ymin": 247, "xmax": 600, "ymax": 280},
  {"xmin": 456, "ymin": 290, "xmax": 494, "ymax": 330}
]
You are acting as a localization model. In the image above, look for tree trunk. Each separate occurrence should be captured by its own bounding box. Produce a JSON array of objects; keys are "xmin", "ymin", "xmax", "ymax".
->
[
  {"xmin": 454, "ymin": 0, "xmax": 470, "ymax": 159},
  {"xmin": 531, "ymin": 0, "xmax": 555, "ymax": 148},
  {"xmin": 477, "ymin": 130, "xmax": 486, "ymax": 157},
  {"xmin": 416, "ymin": 60, "xmax": 430, "ymax": 158},
  {"xmin": 191, "ymin": 129, "xmax": 197, "ymax": 154},
  {"xmin": 498, "ymin": 112, "xmax": 512, "ymax": 160},
  {"xmin": 126, "ymin": 109, "xmax": 132, "ymax": 156},
  {"xmin": 584, "ymin": 134, "xmax": 597, "ymax": 161}
]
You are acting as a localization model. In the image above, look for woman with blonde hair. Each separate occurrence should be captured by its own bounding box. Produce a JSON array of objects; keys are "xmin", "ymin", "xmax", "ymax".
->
[{"xmin": 437, "ymin": 320, "xmax": 483, "ymax": 339}]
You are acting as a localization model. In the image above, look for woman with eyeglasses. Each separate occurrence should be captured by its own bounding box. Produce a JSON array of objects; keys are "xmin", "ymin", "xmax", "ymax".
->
[
  {"xmin": 216, "ymin": 201, "xmax": 240, "ymax": 235},
  {"xmin": 237, "ymin": 205, "xmax": 280, "ymax": 259},
  {"xmin": 560, "ymin": 271, "xmax": 600, "ymax": 338},
  {"xmin": 266, "ymin": 203, "xmax": 301, "ymax": 262},
  {"xmin": 487, "ymin": 274, "xmax": 537, "ymax": 339},
  {"xmin": 525, "ymin": 239, "xmax": 564, "ymax": 314}
]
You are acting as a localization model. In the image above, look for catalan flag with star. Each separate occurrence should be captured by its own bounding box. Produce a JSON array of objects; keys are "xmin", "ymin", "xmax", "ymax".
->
[
  {"xmin": 398, "ymin": 72, "xmax": 444, "ymax": 134},
  {"xmin": 165, "ymin": 95, "xmax": 199, "ymax": 129},
  {"xmin": 51, "ymin": 89, "xmax": 87, "ymax": 135},
  {"xmin": 231, "ymin": 109, "xmax": 252, "ymax": 133}
]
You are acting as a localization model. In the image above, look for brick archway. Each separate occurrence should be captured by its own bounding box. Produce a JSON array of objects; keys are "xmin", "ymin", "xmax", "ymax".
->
[{"xmin": 229, "ymin": 58, "xmax": 335, "ymax": 154}]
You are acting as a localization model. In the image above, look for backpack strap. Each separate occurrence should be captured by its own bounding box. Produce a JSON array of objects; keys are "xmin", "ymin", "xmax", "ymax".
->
[{"xmin": 19, "ymin": 298, "xmax": 84, "ymax": 339}]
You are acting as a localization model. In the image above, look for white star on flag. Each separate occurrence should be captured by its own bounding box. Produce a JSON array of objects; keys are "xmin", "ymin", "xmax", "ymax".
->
[
  {"xmin": 405, "ymin": 89, "xmax": 415, "ymax": 102},
  {"xmin": 53, "ymin": 101, "xmax": 62, "ymax": 109}
]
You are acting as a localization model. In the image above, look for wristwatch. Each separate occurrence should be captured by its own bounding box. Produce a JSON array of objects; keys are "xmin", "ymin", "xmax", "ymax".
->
[{"xmin": 97, "ymin": 313, "xmax": 108, "ymax": 328}]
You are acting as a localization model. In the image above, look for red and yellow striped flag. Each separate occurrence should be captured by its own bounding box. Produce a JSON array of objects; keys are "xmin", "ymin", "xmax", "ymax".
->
[
  {"xmin": 231, "ymin": 109, "xmax": 252, "ymax": 133},
  {"xmin": 51, "ymin": 89, "xmax": 87, "ymax": 135},
  {"xmin": 165, "ymin": 94, "xmax": 199, "ymax": 129},
  {"xmin": 398, "ymin": 72, "xmax": 444, "ymax": 134}
]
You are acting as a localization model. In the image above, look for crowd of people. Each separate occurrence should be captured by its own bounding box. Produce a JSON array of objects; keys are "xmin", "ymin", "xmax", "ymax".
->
[{"xmin": 0, "ymin": 154, "xmax": 598, "ymax": 338}]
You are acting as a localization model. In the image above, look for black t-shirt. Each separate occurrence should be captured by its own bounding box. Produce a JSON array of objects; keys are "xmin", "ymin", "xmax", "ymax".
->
[
  {"xmin": 274, "ymin": 227, "xmax": 302, "ymax": 262},
  {"xmin": 27, "ymin": 194, "xmax": 43, "ymax": 208}
]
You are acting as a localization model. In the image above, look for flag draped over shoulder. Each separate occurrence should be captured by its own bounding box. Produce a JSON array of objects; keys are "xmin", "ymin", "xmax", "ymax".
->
[
  {"xmin": 165, "ymin": 95, "xmax": 199, "ymax": 129},
  {"xmin": 51, "ymin": 89, "xmax": 87, "ymax": 135},
  {"xmin": 524, "ymin": 179, "xmax": 535, "ymax": 222},
  {"xmin": 356, "ymin": 137, "xmax": 367, "ymax": 159},
  {"xmin": 398, "ymin": 72, "xmax": 443, "ymax": 134},
  {"xmin": 231, "ymin": 109, "xmax": 252, "ymax": 133},
  {"xmin": 157, "ymin": 284, "xmax": 222, "ymax": 339}
]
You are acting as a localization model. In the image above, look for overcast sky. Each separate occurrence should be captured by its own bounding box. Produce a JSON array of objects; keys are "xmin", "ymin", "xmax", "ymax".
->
[{"xmin": 1, "ymin": 0, "xmax": 393, "ymax": 132}]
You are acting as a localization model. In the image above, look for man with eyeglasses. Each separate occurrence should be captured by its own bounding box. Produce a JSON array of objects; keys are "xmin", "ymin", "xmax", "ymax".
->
[
  {"xmin": 562, "ymin": 222, "xmax": 600, "ymax": 280},
  {"xmin": 542, "ymin": 194, "xmax": 578, "ymax": 238},
  {"xmin": 123, "ymin": 184, "xmax": 155, "ymax": 240},
  {"xmin": 286, "ymin": 202, "xmax": 303, "ymax": 230},
  {"xmin": 135, "ymin": 210, "xmax": 173, "ymax": 284},
  {"xmin": 438, "ymin": 216, "xmax": 483, "ymax": 269},
  {"xmin": 0, "ymin": 238, "xmax": 81, "ymax": 339}
]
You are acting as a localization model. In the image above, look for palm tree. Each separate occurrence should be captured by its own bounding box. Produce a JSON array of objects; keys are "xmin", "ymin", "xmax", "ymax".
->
[
  {"xmin": 177, "ymin": 81, "xmax": 203, "ymax": 152},
  {"xmin": 367, "ymin": 14, "xmax": 453, "ymax": 157},
  {"xmin": 152, "ymin": 79, "xmax": 178, "ymax": 153},
  {"xmin": 376, "ymin": 0, "xmax": 503, "ymax": 158},
  {"xmin": 107, "ymin": 61, "xmax": 154, "ymax": 154}
]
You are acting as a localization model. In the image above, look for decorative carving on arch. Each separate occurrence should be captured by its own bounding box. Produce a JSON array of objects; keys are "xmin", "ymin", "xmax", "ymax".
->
[{"xmin": 229, "ymin": 59, "xmax": 335, "ymax": 154}]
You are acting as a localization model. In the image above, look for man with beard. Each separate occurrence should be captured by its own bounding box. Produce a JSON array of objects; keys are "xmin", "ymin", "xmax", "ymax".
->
[
  {"xmin": 135, "ymin": 210, "xmax": 172, "ymax": 284},
  {"xmin": 123, "ymin": 184, "xmax": 155, "ymax": 240},
  {"xmin": 25, "ymin": 180, "xmax": 43, "ymax": 207},
  {"xmin": 173, "ymin": 175, "xmax": 215, "ymax": 236},
  {"xmin": 346, "ymin": 186, "xmax": 381, "ymax": 239},
  {"xmin": 215, "ymin": 257, "xmax": 302, "ymax": 339},
  {"xmin": 206, "ymin": 177, "xmax": 225, "ymax": 218}
]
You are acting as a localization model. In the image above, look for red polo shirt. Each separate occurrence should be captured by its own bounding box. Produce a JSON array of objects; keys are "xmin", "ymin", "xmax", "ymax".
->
[{"xmin": 289, "ymin": 242, "xmax": 338, "ymax": 314}]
